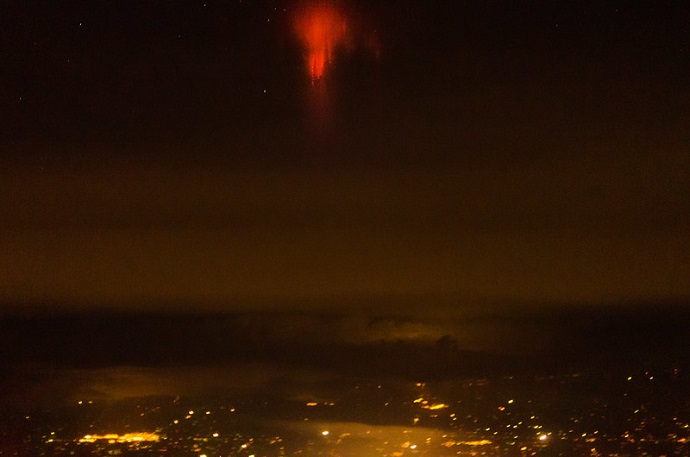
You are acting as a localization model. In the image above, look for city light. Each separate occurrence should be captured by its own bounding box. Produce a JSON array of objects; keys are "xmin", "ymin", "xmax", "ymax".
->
[
  {"xmin": 79, "ymin": 433, "xmax": 160, "ymax": 443},
  {"xmin": 15, "ymin": 372, "xmax": 690, "ymax": 455}
]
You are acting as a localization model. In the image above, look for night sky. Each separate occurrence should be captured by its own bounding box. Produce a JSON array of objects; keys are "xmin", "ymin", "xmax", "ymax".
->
[{"xmin": 1, "ymin": 0, "xmax": 690, "ymax": 385}]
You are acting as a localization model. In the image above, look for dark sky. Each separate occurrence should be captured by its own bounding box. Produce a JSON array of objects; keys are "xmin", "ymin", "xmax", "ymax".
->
[{"xmin": 1, "ymin": 0, "xmax": 689, "ymax": 315}]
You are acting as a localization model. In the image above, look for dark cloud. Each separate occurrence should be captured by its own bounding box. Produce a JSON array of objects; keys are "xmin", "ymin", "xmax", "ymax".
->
[{"xmin": 2, "ymin": 305, "xmax": 690, "ymax": 411}]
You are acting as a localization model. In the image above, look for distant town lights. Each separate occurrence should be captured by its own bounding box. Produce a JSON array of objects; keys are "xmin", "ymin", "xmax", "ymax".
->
[{"xmin": 79, "ymin": 433, "xmax": 159, "ymax": 443}]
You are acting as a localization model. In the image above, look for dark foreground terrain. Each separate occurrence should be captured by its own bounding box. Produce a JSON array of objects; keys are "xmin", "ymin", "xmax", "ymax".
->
[{"xmin": 2, "ymin": 308, "xmax": 690, "ymax": 456}]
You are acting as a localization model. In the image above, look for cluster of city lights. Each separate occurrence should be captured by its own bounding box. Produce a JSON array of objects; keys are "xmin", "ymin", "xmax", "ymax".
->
[{"xmin": 78, "ymin": 432, "xmax": 159, "ymax": 444}]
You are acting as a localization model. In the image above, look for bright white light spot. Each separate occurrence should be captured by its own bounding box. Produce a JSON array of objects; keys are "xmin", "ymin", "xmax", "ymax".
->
[
  {"xmin": 539, "ymin": 434, "xmax": 548, "ymax": 441},
  {"xmin": 322, "ymin": 430, "xmax": 329, "ymax": 436}
]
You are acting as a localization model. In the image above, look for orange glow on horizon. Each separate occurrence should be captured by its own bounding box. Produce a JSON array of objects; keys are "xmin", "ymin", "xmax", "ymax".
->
[{"xmin": 293, "ymin": 2, "xmax": 349, "ymax": 83}]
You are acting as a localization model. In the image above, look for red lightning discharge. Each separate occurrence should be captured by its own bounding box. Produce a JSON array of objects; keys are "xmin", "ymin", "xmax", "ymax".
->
[{"xmin": 293, "ymin": 1, "xmax": 349, "ymax": 83}]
